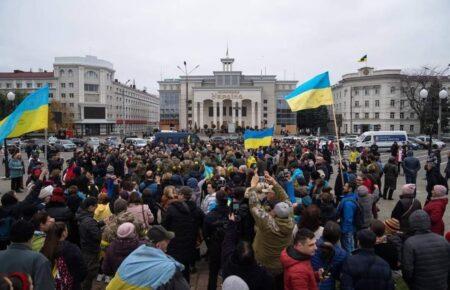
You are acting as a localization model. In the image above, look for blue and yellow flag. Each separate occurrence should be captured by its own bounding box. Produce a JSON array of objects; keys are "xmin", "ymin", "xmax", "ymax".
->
[
  {"xmin": 203, "ymin": 164, "xmax": 214, "ymax": 179},
  {"xmin": 0, "ymin": 86, "xmax": 49, "ymax": 143},
  {"xmin": 284, "ymin": 72, "xmax": 333, "ymax": 111},
  {"xmin": 244, "ymin": 127, "xmax": 274, "ymax": 149}
]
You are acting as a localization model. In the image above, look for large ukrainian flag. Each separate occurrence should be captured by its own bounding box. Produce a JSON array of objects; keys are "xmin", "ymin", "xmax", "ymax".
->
[
  {"xmin": 244, "ymin": 127, "xmax": 274, "ymax": 149},
  {"xmin": 284, "ymin": 71, "xmax": 333, "ymax": 111},
  {"xmin": 0, "ymin": 86, "xmax": 49, "ymax": 143}
]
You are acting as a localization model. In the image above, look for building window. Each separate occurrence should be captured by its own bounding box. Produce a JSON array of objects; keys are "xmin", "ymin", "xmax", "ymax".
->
[
  {"xmin": 375, "ymin": 112, "xmax": 379, "ymax": 118},
  {"xmin": 374, "ymin": 87, "xmax": 380, "ymax": 94},
  {"xmin": 400, "ymin": 112, "xmax": 404, "ymax": 119},
  {"xmin": 390, "ymin": 125, "xmax": 395, "ymax": 131},
  {"xmin": 84, "ymin": 84, "xmax": 99, "ymax": 92},
  {"xmin": 61, "ymin": 83, "xmax": 65, "ymax": 88},
  {"xmin": 353, "ymin": 125, "xmax": 358, "ymax": 133},
  {"xmin": 365, "ymin": 100, "xmax": 369, "ymax": 107},
  {"xmin": 16, "ymin": 83, "xmax": 22, "ymax": 89},
  {"xmin": 375, "ymin": 100, "xmax": 380, "ymax": 107},
  {"xmin": 364, "ymin": 88, "xmax": 369, "ymax": 95},
  {"xmin": 390, "ymin": 112, "xmax": 395, "ymax": 119},
  {"xmin": 263, "ymin": 113, "xmax": 267, "ymax": 118},
  {"xmin": 410, "ymin": 125, "xmax": 414, "ymax": 131},
  {"xmin": 263, "ymin": 100, "xmax": 267, "ymax": 104},
  {"xmin": 49, "ymin": 93, "xmax": 53, "ymax": 98},
  {"xmin": 26, "ymin": 83, "xmax": 32, "ymax": 88},
  {"xmin": 364, "ymin": 113, "xmax": 369, "ymax": 119},
  {"xmin": 69, "ymin": 93, "xmax": 74, "ymax": 98},
  {"xmin": 229, "ymin": 107, "xmax": 232, "ymax": 116},
  {"xmin": 264, "ymin": 106, "xmax": 267, "ymax": 111},
  {"xmin": 355, "ymin": 101, "xmax": 359, "ymax": 107},
  {"xmin": 69, "ymin": 83, "xmax": 74, "ymax": 88},
  {"xmin": 242, "ymin": 106, "xmax": 247, "ymax": 117},
  {"xmin": 6, "ymin": 83, "xmax": 11, "ymax": 88},
  {"xmin": 390, "ymin": 100, "xmax": 395, "ymax": 107},
  {"xmin": 355, "ymin": 113, "xmax": 359, "ymax": 119},
  {"xmin": 37, "ymin": 83, "xmax": 42, "ymax": 88},
  {"xmin": 374, "ymin": 124, "xmax": 381, "ymax": 131},
  {"xmin": 410, "ymin": 112, "xmax": 414, "ymax": 118},
  {"xmin": 85, "ymin": 71, "xmax": 98, "ymax": 79},
  {"xmin": 354, "ymin": 89, "xmax": 359, "ymax": 96},
  {"xmin": 62, "ymin": 93, "xmax": 66, "ymax": 98},
  {"xmin": 400, "ymin": 125, "xmax": 404, "ymax": 130},
  {"xmin": 69, "ymin": 103, "xmax": 74, "ymax": 107},
  {"xmin": 62, "ymin": 103, "xmax": 66, "ymax": 108},
  {"xmin": 400, "ymin": 100, "xmax": 405, "ymax": 108},
  {"xmin": 68, "ymin": 69, "xmax": 73, "ymax": 77},
  {"xmin": 208, "ymin": 107, "xmax": 213, "ymax": 117},
  {"xmin": 59, "ymin": 69, "xmax": 64, "ymax": 76},
  {"xmin": 390, "ymin": 86, "xmax": 396, "ymax": 94}
]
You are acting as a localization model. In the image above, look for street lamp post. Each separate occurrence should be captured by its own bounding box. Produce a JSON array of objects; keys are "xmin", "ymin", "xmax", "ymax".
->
[
  {"xmin": 121, "ymin": 80, "xmax": 131, "ymax": 140},
  {"xmin": 3, "ymin": 91, "xmax": 16, "ymax": 179},
  {"xmin": 420, "ymin": 87, "xmax": 448, "ymax": 152},
  {"xmin": 177, "ymin": 62, "xmax": 199, "ymax": 131}
]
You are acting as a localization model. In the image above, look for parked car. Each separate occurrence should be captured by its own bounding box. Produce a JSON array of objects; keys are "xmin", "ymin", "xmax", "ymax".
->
[
  {"xmin": 340, "ymin": 137, "xmax": 357, "ymax": 149},
  {"xmin": 105, "ymin": 136, "xmax": 120, "ymax": 147},
  {"xmin": 54, "ymin": 140, "xmax": 77, "ymax": 152},
  {"xmin": 415, "ymin": 136, "xmax": 446, "ymax": 149},
  {"xmin": 86, "ymin": 137, "xmax": 100, "ymax": 147},
  {"xmin": 407, "ymin": 140, "xmax": 421, "ymax": 150},
  {"xmin": 408, "ymin": 137, "xmax": 427, "ymax": 149},
  {"xmin": 48, "ymin": 136, "xmax": 58, "ymax": 145},
  {"xmin": 210, "ymin": 136, "xmax": 226, "ymax": 142},
  {"xmin": 131, "ymin": 138, "xmax": 148, "ymax": 148},
  {"xmin": 69, "ymin": 138, "xmax": 85, "ymax": 147}
]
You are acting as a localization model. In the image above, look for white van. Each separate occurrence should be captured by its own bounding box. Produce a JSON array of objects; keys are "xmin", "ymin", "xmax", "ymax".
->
[{"xmin": 354, "ymin": 131, "xmax": 408, "ymax": 150}]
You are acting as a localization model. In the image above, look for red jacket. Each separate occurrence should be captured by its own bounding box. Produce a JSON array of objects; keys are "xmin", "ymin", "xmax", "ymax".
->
[
  {"xmin": 424, "ymin": 197, "xmax": 448, "ymax": 235},
  {"xmin": 280, "ymin": 247, "xmax": 318, "ymax": 290}
]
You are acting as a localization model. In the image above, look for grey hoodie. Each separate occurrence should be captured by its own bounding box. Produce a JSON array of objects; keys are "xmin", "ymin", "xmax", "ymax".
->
[
  {"xmin": 402, "ymin": 210, "xmax": 450, "ymax": 290},
  {"xmin": 356, "ymin": 185, "xmax": 374, "ymax": 228}
]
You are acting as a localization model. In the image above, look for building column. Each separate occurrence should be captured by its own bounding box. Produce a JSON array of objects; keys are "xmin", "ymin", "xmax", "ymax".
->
[
  {"xmin": 199, "ymin": 102, "xmax": 204, "ymax": 130},
  {"xmin": 251, "ymin": 101, "xmax": 256, "ymax": 128},
  {"xmin": 257, "ymin": 101, "xmax": 261, "ymax": 128},
  {"xmin": 193, "ymin": 101, "xmax": 197, "ymax": 129},
  {"xmin": 238, "ymin": 101, "xmax": 243, "ymax": 126},
  {"xmin": 232, "ymin": 101, "xmax": 236, "ymax": 125},
  {"xmin": 213, "ymin": 102, "xmax": 217, "ymax": 128},
  {"xmin": 219, "ymin": 101, "xmax": 223, "ymax": 128}
]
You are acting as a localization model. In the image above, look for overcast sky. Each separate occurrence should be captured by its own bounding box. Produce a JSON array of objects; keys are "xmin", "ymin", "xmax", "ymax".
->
[{"xmin": 0, "ymin": 0, "xmax": 449, "ymax": 93}]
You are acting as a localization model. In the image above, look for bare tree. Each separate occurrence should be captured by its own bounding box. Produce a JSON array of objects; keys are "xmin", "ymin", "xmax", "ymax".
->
[{"xmin": 401, "ymin": 66, "xmax": 449, "ymax": 134}]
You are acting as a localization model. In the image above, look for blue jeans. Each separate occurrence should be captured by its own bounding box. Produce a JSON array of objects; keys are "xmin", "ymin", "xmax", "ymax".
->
[{"xmin": 341, "ymin": 232, "xmax": 355, "ymax": 253}]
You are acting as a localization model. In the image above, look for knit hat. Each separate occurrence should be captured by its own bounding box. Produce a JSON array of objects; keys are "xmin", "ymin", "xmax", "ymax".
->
[
  {"xmin": 222, "ymin": 275, "xmax": 249, "ymax": 290},
  {"xmin": 117, "ymin": 222, "xmax": 136, "ymax": 239},
  {"xmin": 384, "ymin": 218, "xmax": 400, "ymax": 234},
  {"xmin": 114, "ymin": 198, "xmax": 128, "ymax": 213},
  {"xmin": 50, "ymin": 187, "xmax": 66, "ymax": 203},
  {"xmin": 273, "ymin": 202, "xmax": 290, "ymax": 219},
  {"xmin": 433, "ymin": 185, "xmax": 447, "ymax": 197},
  {"xmin": 38, "ymin": 185, "xmax": 54, "ymax": 200},
  {"xmin": 401, "ymin": 184, "xmax": 416, "ymax": 196}
]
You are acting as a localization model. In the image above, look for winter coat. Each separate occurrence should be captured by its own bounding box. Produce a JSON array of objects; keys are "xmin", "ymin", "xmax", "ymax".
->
[
  {"xmin": 391, "ymin": 194, "xmax": 422, "ymax": 233},
  {"xmin": 383, "ymin": 162, "xmax": 398, "ymax": 189},
  {"xmin": 9, "ymin": 158, "xmax": 24, "ymax": 178},
  {"xmin": 426, "ymin": 166, "xmax": 447, "ymax": 194},
  {"xmin": 319, "ymin": 202, "xmax": 337, "ymax": 225},
  {"xmin": 45, "ymin": 201, "xmax": 73, "ymax": 224},
  {"xmin": 102, "ymin": 237, "xmax": 143, "ymax": 276},
  {"xmin": 402, "ymin": 210, "xmax": 450, "ymax": 290},
  {"xmin": 203, "ymin": 204, "xmax": 229, "ymax": 261},
  {"xmin": 221, "ymin": 221, "xmax": 274, "ymax": 290},
  {"xmin": 56, "ymin": 240, "xmax": 87, "ymax": 290},
  {"xmin": 340, "ymin": 248, "xmax": 394, "ymax": 290},
  {"xmin": 357, "ymin": 190, "xmax": 374, "ymax": 229},
  {"xmin": 76, "ymin": 208, "xmax": 102, "ymax": 254},
  {"xmin": 0, "ymin": 243, "xmax": 55, "ymax": 290},
  {"xmin": 280, "ymin": 247, "xmax": 319, "ymax": 290},
  {"xmin": 102, "ymin": 211, "xmax": 144, "ymax": 243},
  {"xmin": 248, "ymin": 184, "xmax": 295, "ymax": 274},
  {"xmin": 127, "ymin": 203, "xmax": 154, "ymax": 228},
  {"xmin": 403, "ymin": 154, "xmax": 420, "ymax": 178},
  {"xmin": 311, "ymin": 239, "xmax": 348, "ymax": 290},
  {"xmin": 374, "ymin": 237, "xmax": 399, "ymax": 270},
  {"xmin": 163, "ymin": 200, "xmax": 204, "ymax": 264},
  {"xmin": 423, "ymin": 197, "xmax": 448, "ymax": 235},
  {"xmin": 337, "ymin": 193, "xmax": 357, "ymax": 233}
]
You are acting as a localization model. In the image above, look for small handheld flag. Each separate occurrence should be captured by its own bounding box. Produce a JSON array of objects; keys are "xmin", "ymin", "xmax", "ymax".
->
[
  {"xmin": 284, "ymin": 72, "xmax": 333, "ymax": 111},
  {"xmin": 358, "ymin": 55, "xmax": 367, "ymax": 62},
  {"xmin": 0, "ymin": 86, "xmax": 49, "ymax": 143},
  {"xmin": 244, "ymin": 127, "xmax": 274, "ymax": 149}
]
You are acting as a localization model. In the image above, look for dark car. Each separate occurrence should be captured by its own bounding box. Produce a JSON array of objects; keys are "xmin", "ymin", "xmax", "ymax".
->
[{"xmin": 69, "ymin": 138, "xmax": 85, "ymax": 147}]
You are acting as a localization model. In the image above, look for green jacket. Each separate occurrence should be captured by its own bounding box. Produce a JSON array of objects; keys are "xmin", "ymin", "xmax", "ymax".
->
[
  {"xmin": 31, "ymin": 231, "xmax": 46, "ymax": 252},
  {"xmin": 248, "ymin": 183, "xmax": 294, "ymax": 274}
]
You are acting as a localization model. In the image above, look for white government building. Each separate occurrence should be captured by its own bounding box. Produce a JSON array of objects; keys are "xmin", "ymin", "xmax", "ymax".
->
[{"xmin": 158, "ymin": 53, "xmax": 298, "ymax": 133}]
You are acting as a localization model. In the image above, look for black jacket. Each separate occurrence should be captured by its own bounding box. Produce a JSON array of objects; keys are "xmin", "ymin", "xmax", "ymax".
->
[
  {"xmin": 163, "ymin": 200, "xmax": 204, "ymax": 263},
  {"xmin": 402, "ymin": 210, "xmax": 450, "ymax": 290},
  {"xmin": 391, "ymin": 194, "xmax": 422, "ymax": 233},
  {"xmin": 341, "ymin": 248, "xmax": 394, "ymax": 290},
  {"xmin": 76, "ymin": 208, "xmax": 102, "ymax": 254},
  {"xmin": 221, "ymin": 222, "xmax": 274, "ymax": 290},
  {"xmin": 57, "ymin": 240, "xmax": 87, "ymax": 290},
  {"xmin": 45, "ymin": 201, "xmax": 73, "ymax": 223},
  {"xmin": 203, "ymin": 204, "xmax": 229, "ymax": 261}
]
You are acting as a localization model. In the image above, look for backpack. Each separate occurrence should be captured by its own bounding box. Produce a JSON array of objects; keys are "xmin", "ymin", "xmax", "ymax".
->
[
  {"xmin": 338, "ymin": 198, "xmax": 364, "ymax": 230},
  {"xmin": 54, "ymin": 256, "xmax": 74, "ymax": 290}
]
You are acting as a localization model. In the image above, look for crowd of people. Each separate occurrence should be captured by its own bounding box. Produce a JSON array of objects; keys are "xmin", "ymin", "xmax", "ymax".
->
[{"xmin": 0, "ymin": 137, "xmax": 449, "ymax": 290}]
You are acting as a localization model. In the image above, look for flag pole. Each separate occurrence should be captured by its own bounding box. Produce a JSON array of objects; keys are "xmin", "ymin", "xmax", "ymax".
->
[
  {"xmin": 331, "ymin": 102, "xmax": 345, "ymax": 186},
  {"xmin": 44, "ymin": 128, "xmax": 48, "ymax": 162}
]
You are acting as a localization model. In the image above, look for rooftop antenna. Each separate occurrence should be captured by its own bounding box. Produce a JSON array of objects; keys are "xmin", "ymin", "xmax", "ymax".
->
[{"xmin": 226, "ymin": 42, "xmax": 229, "ymax": 57}]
